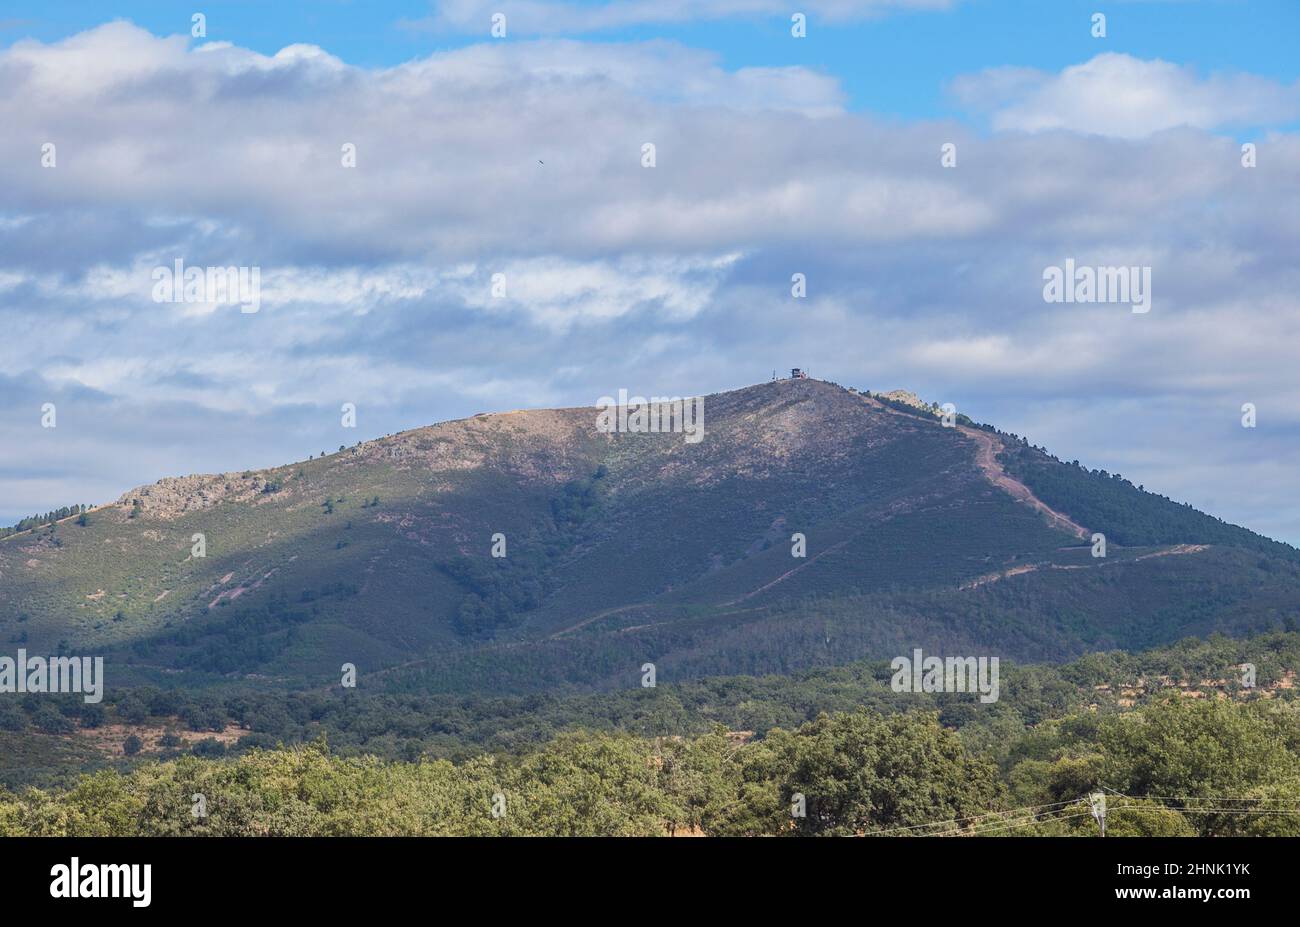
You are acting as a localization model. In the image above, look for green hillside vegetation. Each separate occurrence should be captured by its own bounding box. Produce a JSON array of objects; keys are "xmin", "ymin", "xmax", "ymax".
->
[
  {"xmin": 1, "ymin": 378, "xmax": 1296, "ymax": 694},
  {"xmin": 0, "ymin": 731, "xmax": 104, "ymax": 792},
  {"xmin": 372, "ymin": 546, "xmax": 1300, "ymax": 694}
]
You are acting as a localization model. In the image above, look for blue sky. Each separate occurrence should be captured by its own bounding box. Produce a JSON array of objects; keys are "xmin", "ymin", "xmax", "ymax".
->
[
  {"xmin": 6, "ymin": 1, "xmax": 1298, "ymax": 120},
  {"xmin": 1, "ymin": 1, "xmax": 1299, "ymax": 543}
]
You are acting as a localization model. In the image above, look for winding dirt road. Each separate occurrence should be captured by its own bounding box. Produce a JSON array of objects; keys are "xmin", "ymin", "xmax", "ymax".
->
[{"xmin": 958, "ymin": 543, "xmax": 1210, "ymax": 591}]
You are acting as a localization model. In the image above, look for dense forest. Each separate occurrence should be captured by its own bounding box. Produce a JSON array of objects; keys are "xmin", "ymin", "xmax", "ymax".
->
[
  {"xmin": 446, "ymin": 465, "xmax": 608, "ymax": 636},
  {"xmin": 2, "ymin": 633, "xmax": 1297, "ymax": 835},
  {"xmin": 4, "ymin": 632, "xmax": 1296, "ymax": 774},
  {"xmin": 3, "ymin": 695, "xmax": 1297, "ymax": 836}
]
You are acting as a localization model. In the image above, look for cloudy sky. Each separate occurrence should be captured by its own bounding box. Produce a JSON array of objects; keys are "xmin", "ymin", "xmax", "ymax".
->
[{"xmin": 2, "ymin": 1, "xmax": 1298, "ymax": 543}]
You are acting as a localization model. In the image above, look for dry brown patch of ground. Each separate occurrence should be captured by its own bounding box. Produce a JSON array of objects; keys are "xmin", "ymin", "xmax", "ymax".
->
[{"xmin": 77, "ymin": 721, "xmax": 246, "ymax": 757}]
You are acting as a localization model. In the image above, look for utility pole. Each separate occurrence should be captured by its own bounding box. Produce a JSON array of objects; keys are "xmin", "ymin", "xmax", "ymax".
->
[{"xmin": 1089, "ymin": 792, "xmax": 1107, "ymax": 837}]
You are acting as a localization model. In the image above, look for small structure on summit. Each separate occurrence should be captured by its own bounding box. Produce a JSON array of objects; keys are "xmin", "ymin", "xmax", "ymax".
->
[{"xmin": 790, "ymin": 368, "xmax": 808, "ymax": 379}]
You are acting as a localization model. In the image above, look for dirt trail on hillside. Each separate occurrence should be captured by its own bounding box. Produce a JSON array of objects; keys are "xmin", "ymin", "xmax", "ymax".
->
[
  {"xmin": 954, "ymin": 424, "xmax": 1090, "ymax": 540},
  {"xmin": 548, "ymin": 536, "xmax": 856, "ymax": 637},
  {"xmin": 548, "ymin": 604, "xmax": 646, "ymax": 640},
  {"xmin": 859, "ymin": 394, "xmax": 1089, "ymax": 539},
  {"xmin": 1136, "ymin": 543, "xmax": 1208, "ymax": 560},
  {"xmin": 959, "ymin": 543, "xmax": 1210, "ymax": 590},
  {"xmin": 720, "ymin": 537, "xmax": 856, "ymax": 607}
]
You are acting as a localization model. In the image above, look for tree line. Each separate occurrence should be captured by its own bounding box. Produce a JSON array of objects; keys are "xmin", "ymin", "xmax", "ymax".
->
[{"xmin": 0, "ymin": 505, "xmax": 88, "ymax": 539}]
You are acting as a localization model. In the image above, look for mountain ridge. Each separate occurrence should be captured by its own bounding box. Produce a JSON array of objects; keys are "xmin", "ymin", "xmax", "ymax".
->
[{"xmin": 2, "ymin": 378, "xmax": 1296, "ymax": 695}]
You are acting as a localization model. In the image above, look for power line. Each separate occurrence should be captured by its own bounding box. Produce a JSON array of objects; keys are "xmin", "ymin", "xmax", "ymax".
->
[
  {"xmin": 937, "ymin": 806, "xmax": 1095, "ymax": 837},
  {"xmin": 863, "ymin": 788, "xmax": 1300, "ymax": 837},
  {"xmin": 862, "ymin": 799, "xmax": 1081, "ymax": 836},
  {"xmin": 932, "ymin": 801, "xmax": 1092, "ymax": 837}
]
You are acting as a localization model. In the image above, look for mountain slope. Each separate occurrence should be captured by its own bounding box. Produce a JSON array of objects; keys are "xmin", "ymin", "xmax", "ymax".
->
[{"xmin": 1, "ymin": 378, "xmax": 1295, "ymax": 692}]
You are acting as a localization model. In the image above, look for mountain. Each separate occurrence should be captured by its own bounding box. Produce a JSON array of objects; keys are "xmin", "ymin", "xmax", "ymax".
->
[{"xmin": 2, "ymin": 378, "xmax": 1297, "ymax": 694}]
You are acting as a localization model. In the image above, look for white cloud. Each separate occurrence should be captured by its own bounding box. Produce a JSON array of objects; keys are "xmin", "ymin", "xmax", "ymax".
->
[
  {"xmin": 2, "ymin": 25, "xmax": 1299, "ymax": 543},
  {"xmin": 458, "ymin": 254, "xmax": 743, "ymax": 329},
  {"xmin": 953, "ymin": 53, "xmax": 1300, "ymax": 138}
]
